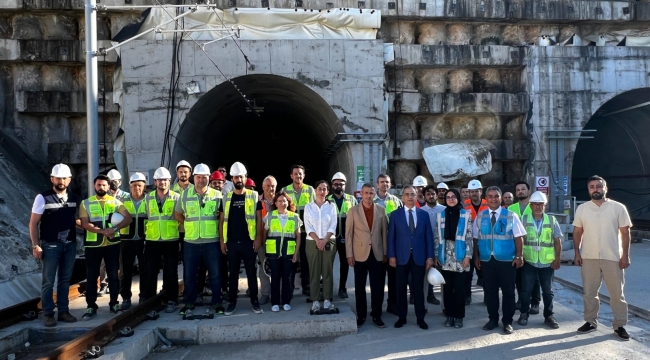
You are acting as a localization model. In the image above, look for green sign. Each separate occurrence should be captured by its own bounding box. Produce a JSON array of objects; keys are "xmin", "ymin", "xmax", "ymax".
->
[{"xmin": 357, "ymin": 166, "xmax": 365, "ymax": 182}]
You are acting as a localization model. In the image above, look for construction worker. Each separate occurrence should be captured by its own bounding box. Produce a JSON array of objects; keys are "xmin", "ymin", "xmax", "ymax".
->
[
  {"xmin": 412, "ymin": 175, "xmax": 428, "ymax": 208},
  {"xmin": 502, "ymin": 192, "xmax": 514, "ymax": 207},
  {"xmin": 421, "ymin": 185, "xmax": 444, "ymax": 308},
  {"xmin": 473, "ymin": 186, "xmax": 526, "ymax": 335},
  {"xmin": 464, "ymin": 179, "xmax": 488, "ymax": 303},
  {"xmin": 172, "ymin": 160, "xmax": 194, "ymax": 194},
  {"xmin": 143, "ymin": 167, "xmax": 181, "ymax": 313},
  {"xmin": 209, "ymin": 171, "xmax": 225, "ymax": 192},
  {"xmin": 107, "ymin": 169, "xmax": 129, "ymax": 200},
  {"xmin": 246, "ymin": 178, "xmax": 256, "ymax": 191},
  {"xmin": 327, "ymin": 172, "xmax": 357, "ymax": 299},
  {"xmin": 508, "ymin": 181, "xmax": 540, "ymax": 314},
  {"xmin": 374, "ymin": 174, "xmax": 402, "ymax": 315},
  {"xmin": 79, "ymin": 174, "xmax": 132, "ymax": 320},
  {"xmin": 436, "ymin": 182, "xmax": 449, "ymax": 206},
  {"xmin": 118, "ymin": 172, "xmax": 148, "ymax": 310},
  {"xmin": 175, "ymin": 164, "xmax": 224, "ymax": 316},
  {"xmin": 517, "ymin": 191, "xmax": 562, "ymax": 329},
  {"xmin": 219, "ymin": 162, "xmax": 264, "ymax": 315},
  {"xmin": 258, "ymin": 176, "xmax": 278, "ymax": 305},
  {"xmin": 282, "ymin": 165, "xmax": 316, "ymax": 296},
  {"xmin": 29, "ymin": 163, "xmax": 80, "ymax": 327}
]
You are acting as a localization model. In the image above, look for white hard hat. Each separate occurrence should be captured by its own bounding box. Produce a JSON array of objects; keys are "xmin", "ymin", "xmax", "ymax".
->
[
  {"xmin": 529, "ymin": 191, "xmax": 548, "ymax": 204},
  {"xmin": 412, "ymin": 175, "xmax": 428, "ymax": 187},
  {"xmin": 50, "ymin": 163, "xmax": 72, "ymax": 178},
  {"xmin": 176, "ymin": 160, "xmax": 192, "ymax": 171},
  {"xmin": 468, "ymin": 179, "xmax": 483, "ymax": 190},
  {"xmin": 110, "ymin": 212, "xmax": 124, "ymax": 227},
  {"xmin": 331, "ymin": 172, "xmax": 347, "ymax": 182},
  {"xmin": 230, "ymin": 162, "xmax": 247, "ymax": 177},
  {"xmin": 193, "ymin": 163, "xmax": 210, "ymax": 176},
  {"xmin": 129, "ymin": 172, "xmax": 147, "ymax": 183},
  {"xmin": 427, "ymin": 267, "xmax": 446, "ymax": 286},
  {"xmin": 153, "ymin": 167, "xmax": 172, "ymax": 180},
  {"xmin": 107, "ymin": 169, "xmax": 122, "ymax": 181},
  {"xmin": 437, "ymin": 182, "xmax": 449, "ymax": 190}
]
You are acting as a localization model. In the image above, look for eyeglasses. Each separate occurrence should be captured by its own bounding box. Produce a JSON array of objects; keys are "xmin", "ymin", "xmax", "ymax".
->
[
  {"xmin": 332, "ymin": 183, "xmax": 344, "ymax": 187},
  {"xmin": 445, "ymin": 196, "xmax": 457, "ymax": 200}
]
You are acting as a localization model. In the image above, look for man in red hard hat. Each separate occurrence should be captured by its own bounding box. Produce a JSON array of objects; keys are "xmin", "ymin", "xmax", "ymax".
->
[
  {"xmin": 245, "ymin": 178, "xmax": 256, "ymax": 191},
  {"xmin": 210, "ymin": 171, "xmax": 225, "ymax": 192}
]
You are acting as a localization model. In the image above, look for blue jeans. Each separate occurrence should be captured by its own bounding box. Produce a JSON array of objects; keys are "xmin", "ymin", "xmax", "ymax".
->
[
  {"xmin": 184, "ymin": 242, "xmax": 222, "ymax": 305},
  {"xmin": 520, "ymin": 262, "xmax": 554, "ymax": 318},
  {"xmin": 41, "ymin": 242, "xmax": 77, "ymax": 316}
]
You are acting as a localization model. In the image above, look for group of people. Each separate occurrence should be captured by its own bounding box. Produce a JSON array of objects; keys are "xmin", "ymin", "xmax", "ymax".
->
[{"xmin": 29, "ymin": 162, "xmax": 633, "ymax": 341}]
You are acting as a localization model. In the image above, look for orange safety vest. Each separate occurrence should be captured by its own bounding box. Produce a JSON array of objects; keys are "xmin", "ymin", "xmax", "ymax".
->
[{"xmin": 463, "ymin": 198, "xmax": 488, "ymax": 220}]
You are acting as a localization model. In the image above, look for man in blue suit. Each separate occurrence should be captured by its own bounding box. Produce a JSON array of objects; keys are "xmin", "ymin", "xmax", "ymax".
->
[{"xmin": 388, "ymin": 186, "xmax": 435, "ymax": 330}]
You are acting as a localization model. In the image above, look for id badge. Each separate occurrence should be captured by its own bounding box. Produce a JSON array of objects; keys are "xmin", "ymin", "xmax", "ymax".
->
[
  {"xmin": 533, "ymin": 246, "xmax": 541, "ymax": 251},
  {"xmin": 57, "ymin": 230, "xmax": 70, "ymax": 241}
]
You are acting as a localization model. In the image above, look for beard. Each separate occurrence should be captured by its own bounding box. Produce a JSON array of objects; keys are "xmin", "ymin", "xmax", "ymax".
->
[
  {"xmin": 234, "ymin": 182, "xmax": 244, "ymax": 190},
  {"xmin": 517, "ymin": 194, "xmax": 528, "ymax": 200},
  {"xmin": 179, "ymin": 176, "xmax": 188, "ymax": 182},
  {"xmin": 590, "ymin": 192, "xmax": 604, "ymax": 200},
  {"xmin": 334, "ymin": 188, "xmax": 343, "ymax": 195},
  {"xmin": 54, "ymin": 183, "xmax": 68, "ymax": 191},
  {"xmin": 96, "ymin": 189, "xmax": 107, "ymax": 197}
]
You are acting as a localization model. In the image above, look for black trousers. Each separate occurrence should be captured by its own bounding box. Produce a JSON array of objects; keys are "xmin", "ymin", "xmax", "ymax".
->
[
  {"xmin": 384, "ymin": 262, "xmax": 397, "ymax": 307},
  {"xmin": 144, "ymin": 240, "xmax": 179, "ymax": 303},
  {"xmin": 86, "ymin": 245, "xmax": 120, "ymax": 309},
  {"xmin": 396, "ymin": 253, "xmax": 426, "ymax": 321},
  {"xmin": 227, "ymin": 240, "xmax": 258, "ymax": 304},
  {"xmin": 119, "ymin": 240, "xmax": 146, "ymax": 302},
  {"xmin": 354, "ymin": 254, "xmax": 385, "ymax": 319},
  {"xmin": 482, "ymin": 257, "xmax": 516, "ymax": 325},
  {"xmin": 220, "ymin": 251, "xmax": 229, "ymax": 293},
  {"xmin": 292, "ymin": 231, "xmax": 310, "ymax": 289},
  {"xmin": 465, "ymin": 259, "xmax": 483, "ymax": 295},
  {"xmin": 516, "ymin": 266, "xmax": 541, "ymax": 305},
  {"xmin": 336, "ymin": 238, "xmax": 349, "ymax": 291},
  {"xmin": 442, "ymin": 270, "xmax": 466, "ymax": 319}
]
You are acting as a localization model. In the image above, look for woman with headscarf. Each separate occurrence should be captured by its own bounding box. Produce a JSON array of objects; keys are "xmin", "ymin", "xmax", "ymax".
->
[{"xmin": 433, "ymin": 188, "xmax": 473, "ymax": 328}]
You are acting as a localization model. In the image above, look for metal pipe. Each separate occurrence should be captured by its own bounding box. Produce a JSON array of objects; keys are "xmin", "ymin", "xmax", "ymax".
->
[
  {"xmin": 600, "ymin": 100, "xmax": 650, "ymax": 117},
  {"xmin": 99, "ymin": 9, "xmax": 195, "ymax": 55},
  {"xmin": 85, "ymin": 0, "xmax": 99, "ymax": 196},
  {"xmin": 155, "ymin": 28, "xmax": 242, "ymax": 33},
  {"xmin": 98, "ymin": 4, "xmax": 212, "ymax": 10}
]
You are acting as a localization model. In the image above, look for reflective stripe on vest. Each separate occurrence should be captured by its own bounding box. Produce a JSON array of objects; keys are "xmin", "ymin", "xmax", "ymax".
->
[
  {"xmin": 522, "ymin": 214, "xmax": 556, "ymax": 264},
  {"xmin": 181, "ymin": 187, "xmax": 221, "ymax": 241},
  {"xmin": 223, "ymin": 189, "xmax": 257, "ymax": 243},
  {"xmin": 265, "ymin": 210, "xmax": 298, "ymax": 258},
  {"xmin": 145, "ymin": 190, "xmax": 180, "ymax": 241},
  {"xmin": 436, "ymin": 209, "xmax": 471, "ymax": 264},
  {"xmin": 120, "ymin": 196, "xmax": 146, "ymax": 238},
  {"xmin": 508, "ymin": 203, "xmax": 532, "ymax": 218},
  {"xmin": 463, "ymin": 199, "xmax": 488, "ymax": 220},
  {"xmin": 327, "ymin": 194, "xmax": 355, "ymax": 237},
  {"xmin": 83, "ymin": 195, "xmax": 120, "ymax": 247},
  {"xmin": 283, "ymin": 184, "xmax": 313, "ymax": 211},
  {"xmin": 477, "ymin": 207, "xmax": 516, "ymax": 262}
]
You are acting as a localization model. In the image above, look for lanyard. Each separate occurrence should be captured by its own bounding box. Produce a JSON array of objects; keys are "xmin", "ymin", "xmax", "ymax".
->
[{"xmin": 533, "ymin": 218, "xmax": 543, "ymax": 248}]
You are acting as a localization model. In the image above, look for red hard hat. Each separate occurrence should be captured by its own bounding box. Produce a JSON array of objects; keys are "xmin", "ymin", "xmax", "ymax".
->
[
  {"xmin": 210, "ymin": 171, "xmax": 224, "ymax": 181},
  {"xmin": 245, "ymin": 178, "xmax": 256, "ymax": 188}
]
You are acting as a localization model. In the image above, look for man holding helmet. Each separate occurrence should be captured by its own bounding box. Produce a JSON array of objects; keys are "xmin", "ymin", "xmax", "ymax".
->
[{"xmin": 107, "ymin": 169, "xmax": 129, "ymax": 200}]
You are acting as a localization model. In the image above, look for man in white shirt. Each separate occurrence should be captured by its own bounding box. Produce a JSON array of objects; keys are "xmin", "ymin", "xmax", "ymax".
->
[{"xmin": 473, "ymin": 186, "xmax": 526, "ymax": 335}]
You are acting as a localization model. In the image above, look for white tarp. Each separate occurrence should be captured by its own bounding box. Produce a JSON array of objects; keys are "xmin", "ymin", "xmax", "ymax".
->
[
  {"xmin": 560, "ymin": 29, "xmax": 650, "ymax": 46},
  {"xmin": 138, "ymin": 7, "xmax": 380, "ymax": 40},
  {"xmin": 422, "ymin": 140, "xmax": 494, "ymax": 182}
]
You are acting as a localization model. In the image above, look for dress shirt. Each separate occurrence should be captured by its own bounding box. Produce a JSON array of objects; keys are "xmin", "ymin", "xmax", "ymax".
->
[
  {"xmin": 404, "ymin": 206, "xmax": 417, "ymax": 228},
  {"xmin": 472, "ymin": 208, "xmax": 527, "ymax": 239},
  {"xmin": 304, "ymin": 201, "xmax": 338, "ymax": 240}
]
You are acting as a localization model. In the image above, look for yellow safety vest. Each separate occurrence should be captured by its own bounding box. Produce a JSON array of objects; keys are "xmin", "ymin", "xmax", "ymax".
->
[
  {"xmin": 180, "ymin": 187, "xmax": 221, "ymax": 241},
  {"xmin": 83, "ymin": 195, "xmax": 121, "ymax": 247},
  {"xmin": 120, "ymin": 195, "xmax": 147, "ymax": 239},
  {"xmin": 522, "ymin": 214, "xmax": 556, "ymax": 264},
  {"xmin": 265, "ymin": 210, "xmax": 299, "ymax": 258},
  {"xmin": 282, "ymin": 184, "xmax": 314, "ymax": 211},
  {"xmin": 144, "ymin": 190, "xmax": 180, "ymax": 241},
  {"xmin": 222, "ymin": 189, "xmax": 258, "ymax": 243}
]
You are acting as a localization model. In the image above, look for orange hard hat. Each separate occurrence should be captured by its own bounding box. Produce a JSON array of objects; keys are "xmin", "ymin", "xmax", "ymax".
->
[
  {"xmin": 245, "ymin": 178, "xmax": 256, "ymax": 188},
  {"xmin": 210, "ymin": 171, "xmax": 225, "ymax": 181}
]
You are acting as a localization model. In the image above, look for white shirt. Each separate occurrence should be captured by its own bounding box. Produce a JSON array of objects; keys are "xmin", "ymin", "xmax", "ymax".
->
[
  {"xmin": 404, "ymin": 206, "xmax": 417, "ymax": 228},
  {"xmin": 32, "ymin": 193, "xmax": 69, "ymax": 214},
  {"xmin": 304, "ymin": 201, "xmax": 338, "ymax": 240},
  {"xmin": 472, "ymin": 208, "xmax": 527, "ymax": 239}
]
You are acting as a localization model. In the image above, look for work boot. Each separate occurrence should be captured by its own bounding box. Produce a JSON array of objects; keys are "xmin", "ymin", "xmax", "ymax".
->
[
  {"xmin": 44, "ymin": 314, "xmax": 56, "ymax": 327},
  {"xmin": 57, "ymin": 312, "xmax": 77, "ymax": 323},
  {"xmin": 338, "ymin": 289, "xmax": 348, "ymax": 299},
  {"xmin": 517, "ymin": 312, "xmax": 529, "ymax": 326}
]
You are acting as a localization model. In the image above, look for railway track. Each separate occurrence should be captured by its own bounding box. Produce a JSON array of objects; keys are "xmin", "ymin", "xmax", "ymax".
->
[{"xmin": 0, "ymin": 284, "xmax": 83, "ymax": 330}]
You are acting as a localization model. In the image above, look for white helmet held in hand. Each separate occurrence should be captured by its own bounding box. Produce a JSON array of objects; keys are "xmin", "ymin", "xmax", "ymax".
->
[
  {"xmin": 153, "ymin": 167, "xmax": 172, "ymax": 180},
  {"xmin": 193, "ymin": 163, "xmax": 211, "ymax": 176},
  {"xmin": 412, "ymin": 175, "xmax": 428, "ymax": 187},
  {"xmin": 427, "ymin": 267, "xmax": 445, "ymax": 286},
  {"xmin": 529, "ymin": 191, "xmax": 548, "ymax": 204},
  {"xmin": 129, "ymin": 172, "xmax": 147, "ymax": 183},
  {"xmin": 468, "ymin": 179, "xmax": 482, "ymax": 190},
  {"xmin": 230, "ymin": 162, "xmax": 247, "ymax": 176},
  {"xmin": 111, "ymin": 213, "xmax": 124, "ymax": 227},
  {"xmin": 51, "ymin": 164, "xmax": 72, "ymax": 178},
  {"xmin": 107, "ymin": 169, "xmax": 122, "ymax": 181},
  {"xmin": 176, "ymin": 160, "xmax": 192, "ymax": 171},
  {"xmin": 331, "ymin": 172, "xmax": 347, "ymax": 182}
]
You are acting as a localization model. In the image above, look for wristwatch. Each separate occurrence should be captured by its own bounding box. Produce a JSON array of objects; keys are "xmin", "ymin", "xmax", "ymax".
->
[{"xmin": 515, "ymin": 256, "xmax": 524, "ymax": 261}]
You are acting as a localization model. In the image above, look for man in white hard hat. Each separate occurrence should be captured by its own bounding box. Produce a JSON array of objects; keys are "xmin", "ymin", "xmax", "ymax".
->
[
  {"xmin": 142, "ymin": 167, "xmax": 182, "ymax": 313},
  {"xmin": 412, "ymin": 176, "xmax": 428, "ymax": 208},
  {"xmin": 327, "ymin": 172, "xmax": 358, "ymax": 299},
  {"xmin": 436, "ymin": 182, "xmax": 449, "ymax": 206},
  {"xmin": 175, "ymin": 164, "xmax": 225, "ymax": 317},
  {"xmin": 107, "ymin": 169, "xmax": 128, "ymax": 200},
  {"xmin": 517, "ymin": 191, "xmax": 562, "ymax": 330},
  {"xmin": 118, "ymin": 172, "xmax": 148, "ymax": 310},
  {"xmin": 172, "ymin": 160, "xmax": 194, "ymax": 194},
  {"xmin": 463, "ymin": 179, "xmax": 488, "ymax": 304},
  {"xmin": 29, "ymin": 164, "xmax": 80, "ymax": 327},
  {"xmin": 79, "ymin": 174, "xmax": 132, "ymax": 320},
  {"xmin": 219, "ymin": 162, "xmax": 264, "ymax": 315},
  {"xmin": 421, "ymin": 184, "xmax": 445, "ymax": 308},
  {"xmin": 282, "ymin": 165, "xmax": 316, "ymax": 296}
]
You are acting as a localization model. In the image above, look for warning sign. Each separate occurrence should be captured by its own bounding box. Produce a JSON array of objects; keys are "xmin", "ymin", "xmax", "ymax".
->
[{"xmin": 536, "ymin": 176, "xmax": 549, "ymax": 195}]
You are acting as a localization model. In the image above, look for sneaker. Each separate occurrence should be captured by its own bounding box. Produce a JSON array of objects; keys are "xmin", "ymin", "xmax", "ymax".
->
[
  {"xmin": 615, "ymin": 327, "xmax": 630, "ymax": 341},
  {"xmin": 110, "ymin": 304, "xmax": 123, "ymax": 314},
  {"xmin": 372, "ymin": 317, "xmax": 386, "ymax": 328},
  {"xmin": 179, "ymin": 304, "xmax": 195, "ymax": 316},
  {"xmin": 338, "ymin": 289, "xmax": 348, "ymax": 299},
  {"xmin": 121, "ymin": 299, "xmax": 131, "ymax": 311},
  {"xmin": 165, "ymin": 301, "xmax": 177, "ymax": 313},
  {"xmin": 271, "ymin": 305, "xmax": 280, "ymax": 312},
  {"xmin": 259, "ymin": 295, "xmax": 270, "ymax": 305},
  {"xmin": 283, "ymin": 304, "xmax": 291, "ymax": 311},
  {"xmin": 224, "ymin": 303, "xmax": 236, "ymax": 316},
  {"xmin": 57, "ymin": 312, "xmax": 77, "ymax": 323},
  {"xmin": 518, "ymin": 312, "xmax": 529, "ymax": 326},
  {"xmin": 454, "ymin": 318, "xmax": 464, "ymax": 328},
  {"xmin": 252, "ymin": 303, "xmax": 263, "ymax": 314},
  {"xmin": 577, "ymin": 322, "xmax": 597, "ymax": 334},
  {"xmin": 81, "ymin": 308, "xmax": 97, "ymax": 321},
  {"xmin": 530, "ymin": 303, "xmax": 540, "ymax": 315},
  {"xmin": 324, "ymin": 300, "xmax": 332, "ymax": 310},
  {"xmin": 44, "ymin": 314, "xmax": 56, "ymax": 327},
  {"xmin": 311, "ymin": 301, "xmax": 321, "ymax": 312},
  {"xmin": 444, "ymin": 317, "xmax": 454, "ymax": 327},
  {"xmin": 545, "ymin": 316, "xmax": 560, "ymax": 329},
  {"xmin": 213, "ymin": 303, "xmax": 225, "ymax": 315}
]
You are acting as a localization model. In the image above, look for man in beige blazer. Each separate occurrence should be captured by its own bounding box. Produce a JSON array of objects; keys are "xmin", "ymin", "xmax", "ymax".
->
[{"xmin": 346, "ymin": 183, "xmax": 388, "ymax": 328}]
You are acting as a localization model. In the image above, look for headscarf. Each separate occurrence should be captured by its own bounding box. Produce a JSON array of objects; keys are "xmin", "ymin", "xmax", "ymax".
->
[{"xmin": 443, "ymin": 188, "xmax": 463, "ymax": 240}]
